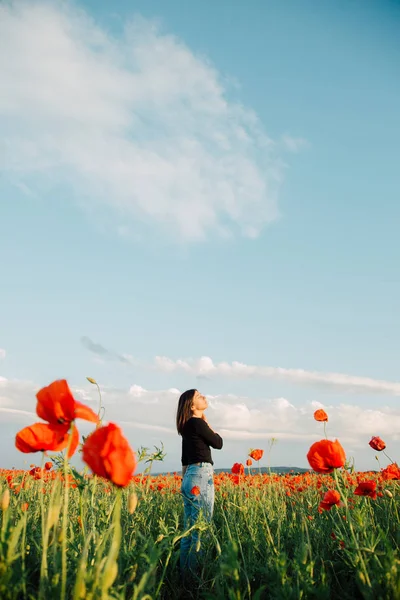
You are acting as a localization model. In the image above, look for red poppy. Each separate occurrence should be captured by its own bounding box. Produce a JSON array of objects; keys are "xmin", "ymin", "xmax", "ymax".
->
[
  {"xmin": 82, "ymin": 423, "xmax": 136, "ymax": 487},
  {"xmin": 319, "ymin": 489, "xmax": 341, "ymax": 511},
  {"xmin": 36, "ymin": 380, "xmax": 98, "ymax": 425},
  {"xmin": 16, "ymin": 423, "xmax": 71, "ymax": 454},
  {"xmin": 368, "ymin": 436, "xmax": 386, "ymax": 452},
  {"xmin": 15, "ymin": 379, "xmax": 98, "ymax": 458},
  {"xmin": 354, "ymin": 480, "xmax": 377, "ymax": 500},
  {"xmin": 381, "ymin": 463, "xmax": 400, "ymax": 481},
  {"xmin": 191, "ymin": 485, "xmax": 200, "ymax": 496},
  {"xmin": 231, "ymin": 463, "xmax": 245, "ymax": 475},
  {"xmin": 249, "ymin": 449, "xmax": 264, "ymax": 461},
  {"xmin": 314, "ymin": 409, "xmax": 328, "ymax": 422},
  {"xmin": 307, "ymin": 440, "xmax": 346, "ymax": 474},
  {"xmin": 44, "ymin": 461, "xmax": 53, "ymax": 471},
  {"xmin": 246, "ymin": 458, "xmax": 253, "ymax": 466}
]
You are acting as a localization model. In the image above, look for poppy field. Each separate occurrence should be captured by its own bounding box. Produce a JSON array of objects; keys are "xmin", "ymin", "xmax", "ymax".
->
[{"xmin": 0, "ymin": 381, "xmax": 399, "ymax": 599}]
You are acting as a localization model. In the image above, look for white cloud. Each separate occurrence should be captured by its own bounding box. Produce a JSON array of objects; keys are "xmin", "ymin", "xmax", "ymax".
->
[
  {"xmin": 0, "ymin": 1, "xmax": 288, "ymax": 241},
  {"xmin": 0, "ymin": 349, "xmax": 6, "ymax": 360},
  {"xmin": 153, "ymin": 355, "xmax": 400, "ymax": 395},
  {"xmin": 1, "ymin": 377, "xmax": 399, "ymax": 469}
]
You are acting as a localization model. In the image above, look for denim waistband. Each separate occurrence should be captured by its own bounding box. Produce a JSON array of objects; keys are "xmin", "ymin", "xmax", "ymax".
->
[{"xmin": 186, "ymin": 462, "xmax": 213, "ymax": 469}]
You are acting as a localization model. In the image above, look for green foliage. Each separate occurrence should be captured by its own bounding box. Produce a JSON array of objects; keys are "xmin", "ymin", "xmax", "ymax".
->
[{"xmin": 0, "ymin": 475, "xmax": 399, "ymax": 599}]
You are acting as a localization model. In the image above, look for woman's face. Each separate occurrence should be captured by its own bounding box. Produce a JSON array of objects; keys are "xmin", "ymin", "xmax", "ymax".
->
[{"xmin": 191, "ymin": 390, "xmax": 208, "ymax": 412}]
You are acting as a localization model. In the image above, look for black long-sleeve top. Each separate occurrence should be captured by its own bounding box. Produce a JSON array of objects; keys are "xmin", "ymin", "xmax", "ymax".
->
[{"xmin": 181, "ymin": 417, "xmax": 223, "ymax": 466}]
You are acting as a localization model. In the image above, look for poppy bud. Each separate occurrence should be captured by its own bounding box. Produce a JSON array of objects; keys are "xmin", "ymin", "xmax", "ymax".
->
[
  {"xmin": 128, "ymin": 492, "xmax": 138, "ymax": 514},
  {"xmin": 86, "ymin": 377, "xmax": 97, "ymax": 385},
  {"xmin": 102, "ymin": 562, "xmax": 118, "ymax": 591},
  {"xmin": 1, "ymin": 489, "xmax": 10, "ymax": 511}
]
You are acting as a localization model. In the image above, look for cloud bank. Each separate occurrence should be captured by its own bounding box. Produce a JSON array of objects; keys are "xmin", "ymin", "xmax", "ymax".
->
[
  {"xmin": 1, "ymin": 378, "xmax": 400, "ymax": 449},
  {"xmin": 81, "ymin": 337, "xmax": 400, "ymax": 396},
  {"xmin": 153, "ymin": 355, "xmax": 400, "ymax": 396},
  {"xmin": 1, "ymin": 1, "xmax": 286, "ymax": 240}
]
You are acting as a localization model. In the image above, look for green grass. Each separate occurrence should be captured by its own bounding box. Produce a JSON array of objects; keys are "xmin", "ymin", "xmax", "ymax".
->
[{"xmin": 0, "ymin": 470, "xmax": 399, "ymax": 599}]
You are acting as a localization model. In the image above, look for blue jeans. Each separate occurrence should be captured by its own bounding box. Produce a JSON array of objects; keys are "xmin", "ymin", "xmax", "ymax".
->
[{"xmin": 180, "ymin": 463, "xmax": 215, "ymax": 573}]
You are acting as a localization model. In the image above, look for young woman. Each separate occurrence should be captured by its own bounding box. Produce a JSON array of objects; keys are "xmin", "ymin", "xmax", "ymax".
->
[{"xmin": 176, "ymin": 389, "xmax": 223, "ymax": 575}]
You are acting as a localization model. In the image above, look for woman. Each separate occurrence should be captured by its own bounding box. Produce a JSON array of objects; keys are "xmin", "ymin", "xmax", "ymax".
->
[{"xmin": 176, "ymin": 389, "xmax": 223, "ymax": 575}]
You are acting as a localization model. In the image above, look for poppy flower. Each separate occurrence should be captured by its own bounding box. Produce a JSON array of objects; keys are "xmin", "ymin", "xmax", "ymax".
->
[
  {"xmin": 249, "ymin": 449, "xmax": 264, "ymax": 461},
  {"xmin": 246, "ymin": 459, "xmax": 253, "ymax": 467},
  {"xmin": 44, "ymin": 461, "xmax": 53, "ymax": 471},
  {"xmin": 231, "ymin": 463, "xmax": 245, "ymax": 475},
  {"xmin": 36, "ymin": 380, "xmax": 98, "ymax": 425},
  {"xmin": 82, "ymin": 423, "xmax": 136, "ymax": 487},
  {"xmin": 15, "ymin": 380, "xmax": 98, "ymax": 459},
  {"xmin": 369, "ymin": 436, "xmax": 386, "ymax": 452},
  {"xmin": 15, "ymin": 423, "xmax": 78, "ymax": 457},
  {"xmin": 381, "ymin": 463, "xmax": 400, "ymax": 481},
  {"xmin": 191, "ymin": 485, "xmax": 200, "ymax": 496},
  {"xmin": 314, "ymin": 409, "xmax": 328, "ymax": 422},
  {"xmin": 307, "ymin": 439, "xmax": 346, "ymax": 474},
  {"xmin": 319, "ymin": 489, "xmax": 341, "ymax": 511},
  {"xmin": 354, "ymin": 481, "xmax": 377, "ymax": 500}
]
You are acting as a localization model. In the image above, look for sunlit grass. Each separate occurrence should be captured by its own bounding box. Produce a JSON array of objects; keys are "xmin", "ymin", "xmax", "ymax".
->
[{"xmin": 0, "ymin": 466, "xmax": 399, "ymax": 599}]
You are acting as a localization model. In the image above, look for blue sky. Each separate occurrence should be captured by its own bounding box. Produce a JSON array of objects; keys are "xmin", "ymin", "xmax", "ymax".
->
[{"xmin": 1, "ymin": 0, "xmax": 399, "ymax": 473}]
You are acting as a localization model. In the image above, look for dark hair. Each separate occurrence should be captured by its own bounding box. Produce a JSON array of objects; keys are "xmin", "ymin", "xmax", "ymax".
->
[{"xmin": 176, "ymin": 389, "xmax": 197, "ymax": 435}]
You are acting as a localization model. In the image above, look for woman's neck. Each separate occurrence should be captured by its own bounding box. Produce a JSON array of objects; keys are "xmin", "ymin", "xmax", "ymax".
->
[{"xmin": 191, "ymin": 410, "xmax": 203, "ymax": 419}]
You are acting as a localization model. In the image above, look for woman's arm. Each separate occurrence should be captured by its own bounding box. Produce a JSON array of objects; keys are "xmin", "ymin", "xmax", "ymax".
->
[{"xmin": 195, "ymin": 418, "xmax": 223, "ymax": 449}]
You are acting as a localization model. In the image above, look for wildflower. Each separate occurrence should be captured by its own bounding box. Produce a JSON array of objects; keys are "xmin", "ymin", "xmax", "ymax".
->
[
  {"xmin": 44, "ymin": 461, "xmax": 52, "ymax": 471},
  {"xmin": 82, "ymin": 423, "xmax": 136, "ymax": 487},
  {"xmin": 190, "ymin": 485, "xmax": 201, "ymax": 496},
  {"xmin": 16, "ymin": 423, "xmax": 77, "ymax": 456},
  {"xmin": 16, "ymin": 379, "xmax": 98, "ymax": 458},
  {"xmin": 369, "ymin": 436, "xmax": 386, "ymax": 451},
  {"xmin": 307, "ymin": 440, "xmax": 346, "ymax": 474},
  {"xmin": 21, "ymin": 502, "xmax": 29, "ymax": 512},
  {"xmin": 381, "ymin": 463, "xmax": 400, "ymax": 481},
  {"xmin": 36, "ymin": 379, "xmax": 98, "ymax": 425},
  {"xmin": 354, "ymin": 480, "xmax": 377, "ymax": 500},
  {"xmin": 249, "ymin": 449, "xmax": 264, "ymax": 461},
  {"xmin": 246, "ymin": 458, "xmax": 253, "ymax": 466},
  {"xmin": 231, "ymin": 463, "xmax": 245, "ymax": 475},
  {"xmin": 319, "ymin": 489, "xmax": 341, "ymax": 511},
  {"xmin": 314, "ymin": 409, "xmax": 328, "ymax": 422}
]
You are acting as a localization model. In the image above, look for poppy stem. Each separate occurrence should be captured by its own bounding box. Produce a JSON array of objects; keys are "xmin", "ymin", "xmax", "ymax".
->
[
  {"xmin": 39, "ymin": 453, "xmax": 48, "ymax": 599},
  {"xmin": 334, "ymin": 468, "xmax": 372, "ymax": 589},
  {"xmin": 60, "ymin": 426, "xmax": 74, "ymax": 600},
  {"xmin": 100, "ymin": 488, "xmax": 122, "ymax": 595},
  {"xmin": 95, "ymin": 382, "xmax": 103, "ymax": 426},
  {"xmin": 383, "ymin": 450, "xmax": 395, "ymax": 465}
]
